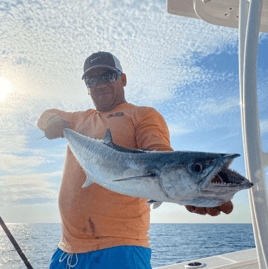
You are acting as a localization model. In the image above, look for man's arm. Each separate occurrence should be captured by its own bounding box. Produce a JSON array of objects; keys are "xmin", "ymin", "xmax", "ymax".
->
[
  {"xmin": 135, "ymin": 107, "xmax": 173, "ymax": 152},
  {"xmin": 37, "ymin": 109, "xmax": 75, "ymax": 139}
]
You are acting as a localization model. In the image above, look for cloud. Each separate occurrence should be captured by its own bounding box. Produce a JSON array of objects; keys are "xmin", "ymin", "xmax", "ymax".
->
[
  {"xmin": 167, "ymin": 123, "xmax": 192, "ymax": 136},
  {"xmin": 0, "ymin": 0, "xmax": 259, "ymax": 174},
  {"xmin": 12, "ymin": 197, "xmax": 55, "ymax": 205},
  {"xmin": 198, "ymin": 97, "xmax": 240, "ymax": 115},
  {"xmin": 0, "ymin": 0, "xmax": 239, "ymax": 160},
  {"xmin": 1, "ymin": 0, "xmax": 238, "ymax": 104},
  {"xmin": 29, "ymin": 146, "xmax": 66, "ymax": 159},
  {"xmin": 0, "ymin": 171, "xmax": 61, "ymax": 206},
  {"xmin": 260, "ymin": 120, "xmax": 268, "ymax": 133},
  {"xmin": 0, "ymin": 154, "xmax": 51, "ymax": 172},
  {"xmin": 0, "ymin": 132, "xmax": 29, "ymax": 154},
  {"xmin": 0, "ymin": 0, "xmax": 265, "ymax": 223},
  {"xmin": 0, "ymin": 171, "xmax": 61, "ymax": 185}
]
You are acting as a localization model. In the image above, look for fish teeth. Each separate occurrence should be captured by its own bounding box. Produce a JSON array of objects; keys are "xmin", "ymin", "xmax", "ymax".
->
[
  {"xmin": 212, "ymin": 181, "xmax": 237, "ymax": 186},
  {"xmin": 212, "ymin": 182, "xmax": 230, "ymax": 185}
]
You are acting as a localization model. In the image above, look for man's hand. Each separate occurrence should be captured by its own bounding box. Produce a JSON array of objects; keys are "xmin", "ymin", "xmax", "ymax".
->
[
  {"xmin": 185, "ymin": 201, "xmax": 233, "ymax": 216},
  {"xmin": 44, "ymin": 117, "xmax": 72, "ymax": 140}
]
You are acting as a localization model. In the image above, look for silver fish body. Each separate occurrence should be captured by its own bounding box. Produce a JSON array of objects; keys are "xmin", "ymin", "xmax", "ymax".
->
[{"xmin": 63, "ymin": 128, "xmax": 253, "ymax": 208}]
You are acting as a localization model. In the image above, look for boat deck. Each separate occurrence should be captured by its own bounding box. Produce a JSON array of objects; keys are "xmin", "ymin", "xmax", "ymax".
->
[{"xmin": 156, "ymin": 248, "xmax": 258, "ymax": 269}]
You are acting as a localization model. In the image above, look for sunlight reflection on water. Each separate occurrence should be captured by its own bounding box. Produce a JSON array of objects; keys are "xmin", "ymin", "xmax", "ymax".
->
[{"xmin": 0, "ymin": 223, "xmax": 255, "ymax": 269}]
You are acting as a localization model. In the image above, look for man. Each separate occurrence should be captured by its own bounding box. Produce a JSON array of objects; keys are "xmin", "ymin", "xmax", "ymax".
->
[{"xmin": 37, "ymin": 52, "xmax": 233, "ymax": 269}]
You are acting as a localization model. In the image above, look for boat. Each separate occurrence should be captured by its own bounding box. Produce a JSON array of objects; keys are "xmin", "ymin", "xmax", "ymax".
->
[
  {"xmin": 155, "ymin": 0, "xmax": 268, "ymax": 268},
  {"xmin": 0, "ymin": 1, "xmax": 267, "ymax": 268}
]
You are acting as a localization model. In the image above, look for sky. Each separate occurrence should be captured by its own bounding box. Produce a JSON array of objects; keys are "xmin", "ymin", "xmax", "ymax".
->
[{"xmin": 0, "ymin": 0, "xmax": 267, "ymax": 224}]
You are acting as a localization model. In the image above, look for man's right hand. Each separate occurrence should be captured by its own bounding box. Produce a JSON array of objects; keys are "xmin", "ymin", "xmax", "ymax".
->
[{"xmin": 44, "ymin": 116, "xmax": 72, "ymax": 140}]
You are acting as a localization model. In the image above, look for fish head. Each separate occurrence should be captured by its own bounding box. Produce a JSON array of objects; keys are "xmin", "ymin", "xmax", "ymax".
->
[
  {"xmin": 195, "ymin": 166, "xmax": 254, "ymax": 206},
  {"xmin": 160, "ymin": 152, "xmax": 253, "ymax": 207}
]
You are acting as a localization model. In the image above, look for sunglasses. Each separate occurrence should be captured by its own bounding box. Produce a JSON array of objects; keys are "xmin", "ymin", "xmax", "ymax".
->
[{"xmin": 84, "ymin": 70, "xmax": 122, "ymax": 89}]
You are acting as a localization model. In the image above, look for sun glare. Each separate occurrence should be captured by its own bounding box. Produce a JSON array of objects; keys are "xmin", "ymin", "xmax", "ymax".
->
[{"xmin": 0, "ymin": 77, "xmax": 12, "ymax": 102}]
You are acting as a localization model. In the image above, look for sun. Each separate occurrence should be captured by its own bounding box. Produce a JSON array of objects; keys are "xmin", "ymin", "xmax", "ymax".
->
[{"xmin": 0, "ymin": 77, "xmax": 12, "ymax": 102}]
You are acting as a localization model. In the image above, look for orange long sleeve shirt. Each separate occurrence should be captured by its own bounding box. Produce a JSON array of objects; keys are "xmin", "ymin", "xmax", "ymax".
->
[{"xmin": 37, "ymin": 103, "xmax": 173, "ymax": 253}]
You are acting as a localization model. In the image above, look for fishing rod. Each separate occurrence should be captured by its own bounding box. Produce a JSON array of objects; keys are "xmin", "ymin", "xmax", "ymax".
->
[
  {"xmin": 33, "ymin": 135, "xmax": 45, "ymax": 141},
  {"xmin": 0, "ymin": 217, "xmax": 34, "ymax": 269}
]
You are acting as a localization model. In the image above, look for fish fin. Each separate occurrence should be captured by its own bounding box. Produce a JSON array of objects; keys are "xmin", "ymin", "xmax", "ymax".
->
[
  {"xmin": 102, "ymin": 127, "xmax": 113, "ymax": 144},
  {"xmin": 102, "ymin": 128, "xmax": 149, "ymax": 154},
  {"xmin": 146, "ymin": 200, "xmax": 163, "ymax": 209},
  {"xmin": 82, "ymin": 174, "xmax": 95, "ymax": 188},
  {"xmin": 113, "ymin": 173, "xmax": 158, "ymax": 182}
]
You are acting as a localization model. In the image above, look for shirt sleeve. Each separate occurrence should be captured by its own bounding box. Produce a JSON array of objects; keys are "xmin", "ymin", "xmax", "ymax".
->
[
  {"xmin": 135, "ymin": 107, "xmax": 174, "ymax": 152},
  {"xmin": 37, "ymin": 109, "xmax": 80, "ymax": 131}
]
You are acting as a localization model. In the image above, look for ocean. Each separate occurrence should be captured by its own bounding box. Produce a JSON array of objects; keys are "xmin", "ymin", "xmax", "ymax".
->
[{"xmin": 0, "ymin": 223, "xmax": 255, "ymax": 269}]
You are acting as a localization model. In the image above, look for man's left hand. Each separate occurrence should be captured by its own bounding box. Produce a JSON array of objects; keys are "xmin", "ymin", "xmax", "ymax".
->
[{"xmin": 185, "ymin": 201, "xmax": 233, "ymax": 216}]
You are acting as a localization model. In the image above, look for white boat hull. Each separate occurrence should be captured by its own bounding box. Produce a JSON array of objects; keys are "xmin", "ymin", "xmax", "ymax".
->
[{"xmin": 155, "ymin": 248, "xmax": 258, "ymax": 269}]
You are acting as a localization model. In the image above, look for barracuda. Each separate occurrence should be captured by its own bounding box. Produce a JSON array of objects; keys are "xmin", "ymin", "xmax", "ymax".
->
[{"xmin": 63, "ymin": 128, "xmax": 253, "ymax": 209}]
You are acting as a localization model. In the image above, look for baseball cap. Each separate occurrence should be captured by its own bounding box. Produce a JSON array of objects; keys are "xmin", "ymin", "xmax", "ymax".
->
[{"xmin": 82, "ymin": 51, "xmax": 123, "ymax": 80}]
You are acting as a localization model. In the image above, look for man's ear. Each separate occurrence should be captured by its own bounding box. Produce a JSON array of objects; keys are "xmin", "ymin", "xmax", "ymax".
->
[{"xmin": 121, "ymin": 73, "xmax": 127, "ymax": 86}]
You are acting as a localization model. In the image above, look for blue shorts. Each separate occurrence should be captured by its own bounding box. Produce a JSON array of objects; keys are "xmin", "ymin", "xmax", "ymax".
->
[{"xmin": 49, "ymin": 246, "xmax": 152, "ymax": 269}]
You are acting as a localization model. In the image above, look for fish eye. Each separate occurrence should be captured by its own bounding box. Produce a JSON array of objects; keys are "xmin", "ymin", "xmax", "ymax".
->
[{"xmin": 191, "ymin": 163, "xmax": 203, "ymax": 173}]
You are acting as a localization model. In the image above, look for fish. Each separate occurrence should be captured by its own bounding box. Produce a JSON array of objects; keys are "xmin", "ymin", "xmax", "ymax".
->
[{"xmin": 62, "ymin": 128, "xmax": 253, "ymax": 209}]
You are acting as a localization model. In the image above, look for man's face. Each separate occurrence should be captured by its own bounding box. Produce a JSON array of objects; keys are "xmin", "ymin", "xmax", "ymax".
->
[{"xmin": 86, "ymin": 68, "xmax": 127, "ymax": 112}]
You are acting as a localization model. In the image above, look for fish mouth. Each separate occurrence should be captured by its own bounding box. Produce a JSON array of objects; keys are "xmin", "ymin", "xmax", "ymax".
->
[
  {"xmin": 210, "ymin": 170, "xmax": 240, "ymax": 187},
  {"xmin": 204, "ymin": 153, "xmax": 253, "ymax": 189},
  {"xmin": 209, "ymin": 168, "xmax": 254, "ymax": 189}
]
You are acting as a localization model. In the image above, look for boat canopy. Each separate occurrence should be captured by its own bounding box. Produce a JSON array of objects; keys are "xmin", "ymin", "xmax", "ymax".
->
[{"xmin": 168, "ymin": 0, "xmax": 268, "ymax": 33}]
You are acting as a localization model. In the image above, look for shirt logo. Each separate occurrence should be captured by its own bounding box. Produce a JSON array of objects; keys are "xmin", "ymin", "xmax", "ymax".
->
[
  {"xmin": 108, "ymin": 112, "xmax": 124, "ymax": 118},
  {"xmin": 91, "ymin": 57, "xmax": 101, "ymax": 62}
]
